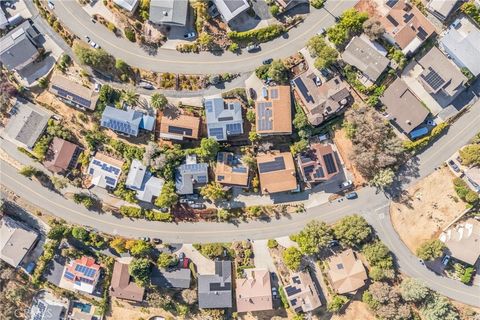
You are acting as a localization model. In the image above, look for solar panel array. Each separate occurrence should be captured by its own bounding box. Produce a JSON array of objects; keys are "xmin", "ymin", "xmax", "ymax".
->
[
  {"xmin": 226, "ymin": 123, "xmax": 242, "ymax": 135},
  {"xmin": 313, "ymin": 167, "xmax": 325, "ymax": 179},
  {"xmin": 168, "ymin": 125, "xmax": 193, "ymax": 136},
  {"xmin": 217, "ymin": 152, "xmax": 224, "ymax": 162},
  {"xmin": 217, "ymin": 175, "xmax": 224, "ymax": 181},
  {"xmin": 209, "ymin": 127, "xmax": 225, "ymax": 140},
  {"xmin": 182, "ymin": 163, "xmax": 207, "ymax": 174},
  {"xmin": 64, "ymin": 271, "xmax": 76, "ymax": 281},
  {"xmin": 52, "ymin": 85, "xmax": 91, "ymax": 108},
  {"xmin": 102, "ymin": 119, "xmax": 137, "ymax": 136},
  {"xmin": 232, "ymin": 166, "xmax": 247, "ymax": 173},
  {"xmin": 33, "ymin": 301, "xmax": 46, "ymax": 320},
  {"xmin": 270, "ymin": 88, "xmax": 279, "ymax": 99},
  {"xmin": 421, "ymin": 67, "xmax": 446, "ymax": 91},
  {"xmin": 75, "ymin": 264, "xmax": 97, "ymax": 277},
  {"xmin": 105, "ymin": 176, "xmax": 117, "ymax": 186},
  {"xmin": 196, "ymin": 175, "xmax": 208, "ymax": 183},
  {"xmin": 323, "ymin": 153, "xmax": 337, "ymax": 174},
  {"xmin": 257, "ymin": 102, "xmax": 273, "ymax": 131},
  {"xmin": 92, "ymin": 159, "xmax": 121, "ymax": 175},
  {"xmin": 205, "ymin": 100, "xmax": 213, "ymax": 113},
  {"xmin": 285, "ymin": 285, "xmax": 301, "ymax": 297},
  {"xmin": 258, "ymin": 156, "xmax": 286, "ymax": 173}
]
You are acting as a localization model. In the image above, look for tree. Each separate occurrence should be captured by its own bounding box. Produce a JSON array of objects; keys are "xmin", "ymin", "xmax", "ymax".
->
[
  {"xmin": 197, "ymin": 32, "xmax": 213, "ymax": 48},
  {"xmin": 196, "ymin": 243, "xmax": 224, "ymax": 259},
  {"xmin": 327, "ymin": 9, "xmax": 368, "ymax": 46},
  {"xmin": 110, "ymin": 237, "xmax": 127, "ymax": 253},
  {"xmin": 310, "ymin": 0, "xmax": 325, "ymax": 9},
  {"xmin": 333, "ymin": 214, "xmax": 372, "ymax": 247},
  {"xmin": 48, "ymin": 224, "xmax": 69, "ymax": 240},
  {"xmin": 267, "ymin": 60, "xmax": 289, "ymax": 84},
  {"xmin": 129, "ymin": 258, "xmax": 151, "ymax": 286},
  {"xmin": 416, "ymin": 239, "xmax": 445, "ymax": 261},
  {"xmin": 328, "ymin": 295, "xmax": 349, "ymax": 313},
  {"xmin": 459, "ymin": 144, "xmax": 480, "ymax": 166},
  {"xmin": 217, "ymin": 208, "xmax": 232, "ymax": 221},
  {"xmin": 421, "ymin": 293, "xmax": 459, "ymax": 320},
  {"xmin": 246, "ymin": 109, "xmax": 256, "ymax": 123},
  {"xmin": 290, "ymin": 139, "xmax": 309, "ymax": 156},
  {"xmin": 155, "ymin": 181, "xmax": 179, "ymax": 208},
  {"xmin": 157, "ymin": 252, "xmax": 178, "ymax": 268},
  {"xmin": 283, "ymin": 247, "xmax": 303, "ymax": 271},
  {"xmin": 115, "ymin": 59, "xmax": 129, "ymax": 74},
  {"xmin": 267, "ymin": 239, "xmax": 278, "ymax": 248},
  {"xmin": 73, "ymin": 44, "xmax": 114, "ymax": 70},
  {"xmin": 128, "ymin": 240, "xmax": 153, "ymax": 257},
  {"xmin": 181, "ymin": 289, "xmax": 198, "ymax": 304},
  {"xmin": 400, "ymin": 278, "xmax": 430, "ymax": 303},
  {"xmin": 121, "ymin": 89, "xmax": 139, "ymax": 106},
  {"xmin": 150, "ymin": 93, "xmax": 168, "ymax": 110},
  {"xmin": 292, "ymin": 220, "xmax": 333, "ymax": 255},
  {"xmin": 370, "ymin": 168, "xmax": 395, "ymax": 189},
  {"xmin": 269, "ymin": 4, "xmax": 280, "ymax": 15},
  {"xmin": 307, "ymin": 35, "xmax": 338, "ymax": 69},
  {"xmin": 362, "ymin": 241, "xmax": 393, "ymax": 267},
  {"xmin": 196, "ymin": 138, "xmax": 220, "ymax": 161},
  {"xmin": 71, "ymin": 226, "xmax": 89, "ymax": 241},
  {"xmin": 363, "ymin": 19, "xmax": 385, "ymax": 40},
  {"xmin": 200, "ymin": 182, "xmax": 227, "ymax": 202}
]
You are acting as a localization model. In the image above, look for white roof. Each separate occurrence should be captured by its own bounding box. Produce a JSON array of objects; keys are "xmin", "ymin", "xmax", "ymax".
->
[
  {"xmin": 126, "ymin": 159, "xmax": 164, "ymax": 202},
  {"xmin": 87, "ymin": 156, "xmax": 122, "ymax": 189},
  {"xmin": 204, "ymin": 97, "xmax": 243, "ymax": 141},
  {"xmin": 428, "ymin": 0, "xmax": 458, "ymax": 19},
  {"xmin": 113, "ymin": 0, "xmax": 139, "ymax": 12}
]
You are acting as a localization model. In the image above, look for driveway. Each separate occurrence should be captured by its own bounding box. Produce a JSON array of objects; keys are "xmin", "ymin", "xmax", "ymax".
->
[
  {"xmin": 177, "ymin": 244, "xmax": 215, "ymax": 274},
  {"xmin": 252, "ymin": 240, "xmax": 277, "ymax": 271}
]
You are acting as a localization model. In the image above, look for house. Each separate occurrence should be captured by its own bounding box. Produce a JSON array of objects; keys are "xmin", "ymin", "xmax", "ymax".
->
[
  {"xmin": 49, "ymin": 74, "xmax": 98, "ymax": 111},
  {"xmin": 87, "ymin": 153, "xmax": 124, "ymax": 189},
  {"xmin": 175, "ymin": 154, "xmax": 208, "ymax": 195},
  {"xmin": 465, "ymin": 166, "xmax": 480, "ymax": 193},
  {"xmin": 63, "ymin": 256, "xmax": 101, "ymax": 294},
  {"xmin": 198, "ymin": 260, "xmax": 232, "ymax": 309},
  {"xmin": 293, "ymin": 73, "xmax": 351, "ymax": 126},
  {"xmin": 149, "ymin": 0, "xmax": 188, "ymax": 26},
  {"xmin": 327, "ymin": 249, "xmax": 368, "ymax": 294},
  {"xmin": 43, "ymin": 137, "xmax": 82, "ymax": 175},
  {"xmin": 151, "ymin": 265, "xmax": 191, "ymax": 289},
  {"xmin": 341, "ymin": 36, "xmax": 390, "ymax": 84},
  {"xmin": 213, "ymin": 0, "xmax": 250, "ymax": 24},
  {"xmin": 256, "ymin": 151, "xmax": 297, "ymax": 194},
  {"xmin": 113, "ymin": 0, "xmax": 139, "ymax": 12},
  {"xmin": 297, "ymin": 142, "xmax": 340, "ymax": 186},
  {"xmin": 204, "ymin": 97, "xmax": 243, "ymax": 141},
  {"xmin": 255, "ymin": 86, "xmax": 292, "ymax": 136},
  {"xmin": 236, "ymin": 268, "xmax": 273, "ymax": 313},
  {"xmin": 215, "ymin": 152, "xmax": 249, "ymax": 187},
  {"xmin": 427, "ymin": 0, "xmax": 459, "ymax": 20},
  {"xmin": 416, "ymin": 46, "xmax": 467, "ymax": 107},
  {"xmin": 284, "ymin": 271, "xmax": 322, "ymax": 313},
  {"xmin": 4, "ymin": 99, "xmax": 51, "ymax": 149},
  {"xmin": 380, "ymin": 78, "xmax": 429, "ymax": 136},
  {"xmin": 380, "ymin": 0, "xmax": 436, "ymax": 56},
  {"xmin": 275, "ymin": 0, "xmax": 308, "ymax": 11},
  {"xmin": 30, "ymin": 296, "xmax": 66, "ymax": 320},
  {"xmin": 439, "ymin": 17, "xmax": 480, "ymax": 77},
  {"xmin": 0, "ymin": 216, "xmax": 39, "ymax": 268},
  {"xmin": 126, "ymin": 159, "xmax": 164, "ymax": 202},
  {"xmin": 110, "ymin": 261, "xmax": 145, "ymax": 302},
  {"xmin": 440, "ymin": 218, "xmax": 480, "ymax": 265},
  {"xmin": 101, "ymin": 106, "xmax": 155, "ymax": 137},
  {"xmin": 159, "ymin": 113, "xmax": 201, "ymax": 140}
]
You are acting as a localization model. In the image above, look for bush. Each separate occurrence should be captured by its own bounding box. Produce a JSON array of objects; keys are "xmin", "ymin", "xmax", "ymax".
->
[
  {"xmin": 461, "ymin": 267, "xmax": 474, "ymax": 284},
  {"xmin": 145, "ymin": 210, "xmax": 173, "ymax": 221},
  {"xmin": 73, "ymin": 193, "xmax": 96, "ymax": 209},
  {"xmin": 228, "ymin": 24, "xmax": 286, "ymax": 43},
  {"xmin": 195, "ymin": 243, "xmax": 226, "ymax": 259},
  {"xmin": 124, "ymin": 27, "xmax": 136, "ymax": 42},
  {"xmin": 328, "ymin": 295, "xmax": 349, "ymax": 313},
  {"xmin": 267, "ymin": 239, "xmax": 278, "ymax": 248},
  {"xmin": 416, "ymin": 239, "xmax": 445, "ymax": 261},
  {"xmin": 269, "ymin": 4, "xmax": 280, "ymax": 16},
  {"xmin": 282, "ymin": 247, "xmax": 303, "ymax": 271},
  {"xmin": 327, "ymin": 9, "xmax": 368, "ymax": 46},
  {"xmin": 403, "ymin": 122, "xmax": 449, "ymax": 152},
  {"xmin": 157, "ymin": 252, "xmax": 178, "ymax": 268},
  {"xmin": 310, "ymin": 0, "xmax": 325, "ymax": 9},
  {"xmin": 71, "ymin": 226, "xmax": 89, "ymax": 241}
]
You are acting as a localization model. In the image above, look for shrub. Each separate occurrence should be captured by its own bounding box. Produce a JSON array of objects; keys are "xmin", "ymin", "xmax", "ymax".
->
[
  {"xmin": 124, "ymin": 27, "xmax": 136, "ymax": 42},
  {"xmin": 310, "ymin": 0, "xmax": 325, "ymax": 9},
  {"xmin": 119, "ymin": 206, "xmax": 143, "ymax": 218},
  {"xmin": 267, "ymin": 239, "xmax": 278, "ymax": 248},
  {"xmin": 403, "ymin": 122, "xmax": 449, "ymax": 152},
  {"xmin": 416, "ymin": 239, "xmax": 445, "ymax": 261},
  {"xmin": 282, "ymin": 247, "xmax": 303, "ymax": 271},
  {"xmin": 328, "ymin": 295, "xmax": 349, "ymax": 313},
  {"xmin": 227, "ymin": 24, "xmax": 285, "ymax": 43},
  {"xmin": 145, "ymin": 210, "xmax": 173, "ymax": 221},
  {"xmin": 157, "ymin": 252, "xmax": 178, "ymax": 268},
  {"xmin": 269, "ymin": 4, "xmax": 280, "ymax": 16},
  {"xmin": 461, "ymin": 267, "xmax": 474, "ymax": 284}
]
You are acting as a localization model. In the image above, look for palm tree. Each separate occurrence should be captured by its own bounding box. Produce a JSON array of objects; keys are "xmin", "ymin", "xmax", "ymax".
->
[
  {"xmin": 122, "ymin": 89, "xmax": 138, "ymax": 106},
  {"xmin": 150, "ymin": 93, "xmax": 168, "ymax": 110}
]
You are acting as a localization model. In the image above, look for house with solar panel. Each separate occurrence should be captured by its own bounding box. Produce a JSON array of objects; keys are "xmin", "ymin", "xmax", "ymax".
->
[
  {"xmin": 283, "ymin": 271, "xmax": 322, "ymax": 313},
  {"xmin": 101, "ymin": 106, "xmax": 155, "ymax": 137},
  {"xmin": 297, "ymin": 142, "xmax": 341, "ymax": 187},
  {"xmin": 62, "ymin": 256, "xmax": 101, "ymax": 294},
  {"xmin": 215, "ymin": 152, "xmax": 249, "ymax": 188},
  {"xmin": 255, "ymin": 86, "xmax": 292, "ymax": 136},
  {"xmin": 159, "ymin": 112, "xmax": 201, "ymax": 141},
  {"xmin": 175, "ymin": 154, "xmax": 209, "ymax": 195},
  {"xmin": 256, "ymin": 151, "xmax": 298, "ymax": 194},
  {"xmin": 204, "ymin": 98, "xmax": 243, "ymax": 141},
  {"xmin": 87, "ymin": 153, "xmax": 124, "ymax": 189},
  {"xmin": 212, "ymin": 0, "xmax": 250, "ymax": 25},
  {"xmin": 49, "ymin": 74, "xmax": 99, "ymax": 111},
  {"xmin": 126, "ymin": 159, "xmax": 164, "ymax": 202}
]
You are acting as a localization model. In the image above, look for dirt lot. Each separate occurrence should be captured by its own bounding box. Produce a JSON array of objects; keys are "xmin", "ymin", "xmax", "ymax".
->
[
  {"xmin": 332, "ymin": 301, "xmax": 374, "ymax": 320},
  {"xmin": 333, "ymin": 128, "xmax": 367, "ymax": 187},
  {"xmin": 390, "ymin": 167, "xmax": 466, "ymax": 253},
  {"xmin": 107, "ymin": 298, "xmax": 173, "ymax": 320}
]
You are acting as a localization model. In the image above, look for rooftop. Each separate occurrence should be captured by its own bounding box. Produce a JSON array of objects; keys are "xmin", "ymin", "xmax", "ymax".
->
[
  {"xmin": 149, "ymin": 0, "xmax": 188, "ymax": 26},
  {"xmin": 159, "ymin": 112, "xmax": 201, "ymax": 140},
  {"xmin": 49, "ymin": 74, "xmax": 98, "ymax": 110},
  {"xmin": 205, "ymin": 98, "xmax": 243, "ymax": 141},
  {"xmin": 255, "ymin": 86, "xmax": 292, "ymax": 135},
  {"xmin": 0, "ymin": 216, "xmax": 38, "ymax": 268},
  {"xmin": 175, "ymin": 155, "xmax": 209, "ymax": 195},
  {"xmin": 215, "ymin": 152, "xmax": 249, "ymax": 187},
  {"xmin": 113, "ymin": 0, "xmax": 139, "ymax": 12},
  {"xmin": 213, "ymin": 0, "xmax": 250, "ymax": 23},
  {"xmin": 126, "ymin": 159, "xmax": 164, "ymax": 202},
  {"xmin": 151, "ymin": 266, "xmax": 191, "ymax": 289},
  {"xmin": 427, "ymin": 0, "xmax": 458, "ymax": 20},
  {"xmin": 236, "ymin": 268, "xmax": 273, "ymax": 313},
  {"xmin": 64, "ymin": 256, "xmax": 101, "ymax": 294},
  {"xmin": 284, "ymin": 271, "xmax": 322, "ymax": 313},
  {"xmin": 198, "ymin": 260, "xmax": 232, "ymax": 309},
  {"xmin": 87, "ymin": 152, "xmax": 124, "ymax": 189},
  {"xmin": 440, "ymin": 218, "xmax": 480, "ymax": 265},
  {"xmin": 327, "ymin": 249, "xmax": 368, "ymax": 294},
  {"xmin": 43, "ymin": 137, "xmax": 81, "ymax": 174},
  {"xmin": 256, "ymin": 151, "xmax": 297, "ymax": 194},
  {"xmin": 110, "ymin": 261, "xmax": 145, "ymax": 302},
  {"xmin": 297, "ymin": 142, "xmax": 340, "ymax": 184},
  {"xmin": 0, "ymin": 20, "xmax": 40, "ymax": 71},
  {"xmin": 101, "ymin": 106, "xmax": 155, "ymax": 137}
]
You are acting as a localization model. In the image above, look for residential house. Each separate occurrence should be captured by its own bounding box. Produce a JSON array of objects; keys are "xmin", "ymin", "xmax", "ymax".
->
[
  {"xmin": 215, "ymin": 152, "xmax": 249, "ymax": 188},
  {"xmin": 0, "ymin": 8, "xmax": 7, "ymax": 30},
  {"xmin": 416, "ymin": 46, "xmax": 467, "ymax": 107},
  {"xmin": 29, "ymin": 296, "xmax": 66, "ymax": 320},
  {"xmin": 341, "ymin": 36, "xmax": 390, "ymax": 84},
  {"xmin": 204, "ymin": 97, "xmax": 243, "ymax": 141},
  {"xmin": 440, "ymin": 219, "xmax": 480, "ymax": 265},
  {"xmin": 198, "ymin": 260, "xmax": 232, "ymax": 309},
  {"xmin": 101, "ymin": 106, "xmax": 155, "ymax": 137},
  {"xmin": 113, "ymin": 0, "xmax": 140, "ymax": 12},
  {"xmin": 255, "ymin": 86, "xmax": 292, "ymax": 136},
  {"xmin": 159, "ymin": 113, "xmax": 201, "ymax": 140},
  {"xmin": 0, "ymin": 215, "xmax": 39, "ymax": 268},
  {"xmin": 465, "ymin": 166, "xmax": 480, "ymax": 193},
  {"xmin": 43, "ymin": 137, "xmax": 81, "ymax": 175},
  {"xmin": 4, "ymin": 99, "xmax": 51, "ymax": 149},
  {"xmin": 380, "ymin": 0, "xmax": 436, "ymax": 56},
  {"xmin": 110, "ymin": 261, "xmax": 145, "ymax": 302},
  {"xmin": 49, "ymin": 74, "xmax": 98, "ymax": 111},
  {"xmin": 256, "ymin": 151, "xmax": 297, "ymax": 194},
  {"xmin": 126, "ymin": 159, "xmax": 164, "ymax": 202},
  {"xmin": 149, "ymin": 0, "xmax": 188, "ymax": 26},
  {"xmin": 151, "ymin": 265, "xmax": 191, "ymax": 289},
  {"xmin": 284, "ymin": 271, "xmax": 322, "ymax": 313},
  {"xmin": 63, "ymin": 256, "xmax": 101, "ymax": 294},
  {"xmin": 175, "ymin": 154, "xmax": 208, "ymax": 195},
  {"xmin": 439, "ymin": 17, "xmax": 480, "ymax": 77},
  {"xmin": 236, "ymin": 268, "xmax": 273, "ymax": 313},
  {"xmin": 297, "ymin": 142, "xmax": 340, "ymax": 186},
  {"xmin": 87, "ymin": 153, "xmax": 124, "ymax": 189},
  {"xmin": 293, "ymin": 73, "xmax": 351, "ymax": 126},
  {"xmin": 380, "ymin": 78, "xmax": 429, "ymax": 136},
  {"xmin": 327, "ymin": 249, "xmax": 368, "ymax": 294},
  {"xmin": 213, "ymin": 0, "xmax": 250, "ymax": 24},
  {"xmin": 275, "ymin": 0, "xmax": 308, "ymax": 11},
  {"xmin": 427, "ymin": 0, "xmax": 459, "ymax": 21}
]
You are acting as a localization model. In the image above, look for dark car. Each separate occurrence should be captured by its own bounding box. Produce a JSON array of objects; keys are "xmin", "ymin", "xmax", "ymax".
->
[
  {"xmin": 345, "ymin": 192, "xmax": 358, "ymax": 200},
  {"xmin": 190, "ymin": 203, "xmax": 206, "ymax": 209},
  {"xmin": 246, "ymin": 44, "xmax": 260, "ymax": 52},
  {"xmin": 262, "ymin": 58, "xmax": 273, "ymax": 65}
]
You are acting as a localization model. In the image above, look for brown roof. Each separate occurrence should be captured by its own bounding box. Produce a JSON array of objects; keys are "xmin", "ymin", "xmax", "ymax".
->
[
  {"xmin": 380, "ymin": 0, "xmax": 436, "ymax": 51},
  {"xmin": 159, "ymin": 111, "xmax": 201, "ymax": 140},
  {"xmin": 298, "ymin": 142, "xmax": 339, "ymax": 184},
  {"xmin": 327, "ymin": 249, "xmax": 368, "ymax": 294},
  {"xmin": 440, "ymin": 219, "xmax": 480, "ymax": 265},
  {"xmin": 43, "ymin": 137, "xmax": 80, "ymax": 174},
  {"xmin": 215, "ymin": 152, "xmax": 249, "ymax": 187},
  {"xmin": 94, "ymin": 152, "xmax": 125, "ymax": 168},
  {"xmin": 256, "ymin": 151, "xmax": 297, "ymax": 194},
  {"xmin": 110, "ymin": 261, "xmax": 145, "ymax": 302},
  {"xmin": 293, "ymin": 74, "xmax": 351, "ymax": 126},
  {"xmin": 236, "ymin": 268, "xmax": 273, "ymax": 313},
  {"xmin": 49, "ymin": 74, "xmax": 98, "ymax": 110},
  {"xmin": 380, "ymin": 78, "xmax": 429, "ymax": 134},
  {"xmin": 256, "ymin": 86, "xmax": 292, "ymax": 135},
  {"xmin": 284, "ymin": 271, "xmax": 322, "ymax": 313}
]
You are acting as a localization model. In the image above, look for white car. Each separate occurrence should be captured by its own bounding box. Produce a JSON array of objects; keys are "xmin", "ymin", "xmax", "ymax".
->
[
  {"xmin": 184, "ymin": 32, "xmax": 196, "ymax": 39},
  {"xmin": 94, "ymin": 83, "xmax": 101, "ymax": 92},
  {"xmin": 90, "ymin": 41, "xmax": 100, "ymax": 49},
  {"xmin": 48, "ymin": 1, "xmax": 55, "ymax": 9}
]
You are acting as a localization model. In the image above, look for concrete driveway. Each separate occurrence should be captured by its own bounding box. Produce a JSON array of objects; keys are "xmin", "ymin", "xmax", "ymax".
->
[
  {"xmin": 177, "ymin": 244, "xmax": 215, "ymax": 274},
  {"xmin": 252, "ymin": 239, "xmax": 277, "ymax": 271}
]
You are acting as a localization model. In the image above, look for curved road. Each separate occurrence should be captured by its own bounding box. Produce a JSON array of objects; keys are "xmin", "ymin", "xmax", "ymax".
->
[
  {"xmin": 1, "ymin": 101, "xmax": 480, "ymax": 305},
  {"xmin": 51, "ymin": 0, "xmax": 356, "ymax": 74}
]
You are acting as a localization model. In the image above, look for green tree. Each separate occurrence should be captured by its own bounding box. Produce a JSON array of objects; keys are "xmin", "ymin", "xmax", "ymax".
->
[
  {"xmin": 269, "ymin": 4, "xmax": 280, "ymax": 16},
  {"xmin": 327, "ymin": 9, "xmax": 368, "ymax": 46},
  {"xmin": 228, "ymin": 43, "xmax": 239, "ymax": 53},
  {"xmin": 290, "ymin": 139, "xmax": 309, "ymax": 156},
  {"xmin": 129, "ymin": 258, "xmax": 151, "ymax": 286},
  {"xmin": 400, "ymin": 278, "xmax": 430, "ymax": 303},
  {"xmin": 197, "ymin": 32, "xmax": 213, "ymax": 48},
  {"xmin": 362, "ymin": 241, "xmax": 393, "ymax": 268},
  {"xmin": 283, "ymin": 247, "xmax": 303, "ymax": 271},
  {"xmin": 73, "ymin": 44, "xmax": 114, "ymax": 70},
  {"xmin": 370, "ymin": 168, "xmax": 395, "ymax": 189},
  {"xmin": 246, "ymin": 109, "xmax": 256, "ymax": 123},
  {"xmin": 459, "ymin": 145, "xmax": 480, "ymax": 166},
  {"xmin": 292, "ymin": 220, "xmax": 333, "ymax": 255},
  {"xmin": 307, "ymin": 35, "xmax": 338, "ymax": 69},
  {"xmin": 196, "ymin": 138, "xmax": 220, "ymax": 161},
  {"xmin": 121, "ymin": 89, "xmax": 139, "ymax": 106},
  {"xmin": 416, "ymin": 239, "xmax": 445, "ymax": 261},
  {"xmin": 150, "ymin": 93, "xmax": 168, "ymax": 110},
  {"xmin": 155, "ymin": 181, "xmax": 179, "ymax": 208},
  {"xmin": 110, "ymin": 237, "xmax": 127, "ymax": 253},
  {"xmin": 47, "ymin": 224, "xmax": 69, "ymax": 240},
  {"xmin": 328, "ymin": 295, "xmax": 349, "ymax": 313},
  {"xmin": 196, "ymin": 243, "xmax": 225, "ymax": 259},
  {"xmin": 333, "ymin": 214, "xmax": 372, "ymax": 247},
  {"xmin": 115, "ymin": 59, "xmax": 129, "ymax": 74},
  {"xmin": 421, "ymin": 293, "xmax": 459, "ymax": 320},
  {"xmin": 267, "ymin": 239, "xmax": 278, "ymax": 248},
  {"xmin": 200, "ymin": 182, "xmax": 227, "ymax": 202},
  {"xmin": 128, "ymin": 240, "xmax": 153, "ymax": 257},
  {"xmin": 157, "ymin": 252, "xmax": 178, "ymax": 268},
  {"xmin": 19, "ymin": 165, "xmax": 37, "ymax": 178},
  {"xmin": 71, "ymin": 226, "xmax": 89, "ymax": 241},
  {"xmin": 267, "ymin": 60, "xmax": 289, "ymax": 84},
  {"xmin": 217, "ymin": 208, "xmax": 232, "ymax": 221}
]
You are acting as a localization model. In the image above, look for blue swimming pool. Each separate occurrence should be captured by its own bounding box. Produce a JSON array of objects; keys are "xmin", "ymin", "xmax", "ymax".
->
[{"xmin": 73, "ymin": 302, "xmax": 92, "ymax": 313}]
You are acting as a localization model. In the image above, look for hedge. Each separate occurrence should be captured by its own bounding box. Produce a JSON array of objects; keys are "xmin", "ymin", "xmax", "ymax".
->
[
  {"xmin": 119, "ymin": 206, "xmax": 173, "ymax": 221},
  {"xmin": 403, "ymin": 122, "xmax": 449, "ymax": 152},
  {"xmin": 227, "ymin": 24, "xmax": 286, "ymax": 43}
]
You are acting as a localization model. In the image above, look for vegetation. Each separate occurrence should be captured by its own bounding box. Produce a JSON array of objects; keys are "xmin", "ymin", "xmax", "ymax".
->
[
  {"xmin": 124, "ymin": 27, "xmax": 136, "ymax": 42},
  {"xmin": 416, "ymin": 239, "xmax": 445, "ymax": 261},
  {"xmin": 461, "ymin": 2, "xmax": 480, "ymax": 25},
  {"xmin": 196, "ymin": 138, "xmax": 220, "ymax": 161},
  {"xmin": 459, "ymin": 144, "xmax": 480, "ymax": 166},
  {"xmin": 155, "ymin": 181, "xmax": 179, "ymax": 208},
  {"xmin": 403, "ymin": 122, "xmax": 449, "ymax": 152},
  {"xmin": 110, "ymin": 237, "xmax": 127, "ymax": 253},
  {"xmin": 282, "ymin": 247, "xmax": 303, "ymax": 271},
  {"xmin": 72, "ymin": 193, "xmax": 97, "ymax": 209},
  {"xmin": 228, "ymin": 24, "xmax": 285, "ymax": 43},
  {"xmin": 129, "ymin": 258, "xmax": 151, "ymax": 286},
  {"xmin": 363, "ymin": 19, "xmax": 385, "ymax": 40},
  {"xmin": 333, "ymin": 215, "xmax": 372, "ymax": 247},
  {"xmin": 363, "ymin": 281, "xmax": 412, "ymax": 319},
  {"xmin": 150, "ymin": 93, "xmax": 168, "ymax": 110},
  {"xmin": 310, "ymin": 0, "xmax": 325, "ymax": 9},
  {"xmin": 307, "ymin": 35, "xmax": 338, "ymax": 69},
  {"xmin": 200, "ymin": 182, "xmax": 228, "ymax": 202},
  {"xmin": 328, "ymin": 295, "xmax": 349, "ymax": 313},
  {"xmin": 400, "ymin": 278, "xmax": 430, "ymax": 303},
  {"xmin": 193, "ymin": 243, "xmax": 226, "ymax": 259},
  {"xmin": 362, "ymin": 241, "xmax": 395, "ymax": 281},
  {"xmin": 73, "ymin": 44, "xmax": 114, "ymax": 71},
  {"xmin": 327, "ymin": 9, "xmax": 368, "ymax": 47},
  {"xmin": 290, "ymin": 139, "xmax": 309, "ymax": 156},
  {"xmin": 370, "ymin": 168, "xmax": 396, "ymax": 189},
  {"xmin": 267, "ymin": 239, "xmax": 278, "ymax": 248},
  {"xmin": 291, "ymin": 220, "xmax": 333, "ymax": 255},
  {"xmin": 157, "ymin": 252, "xmax": 178, "ymax": 268},
  {"xmin": 453, "ymin": 177, "xmax": 479, "ymax": 205},
  {"xmin": 125, "ymin": 239, "xmax": 153, "ymax": 257}
]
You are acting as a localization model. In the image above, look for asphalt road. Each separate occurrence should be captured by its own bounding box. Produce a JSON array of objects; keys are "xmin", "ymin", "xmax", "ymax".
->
[{"xmin": 51, "ymin": 0, "xmax": 357, "ymax": 74}]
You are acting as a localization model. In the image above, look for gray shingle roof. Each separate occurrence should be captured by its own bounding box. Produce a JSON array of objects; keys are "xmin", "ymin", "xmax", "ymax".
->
[
  {"xmin": 151, "ymin": 266, "xmax": 191, "ymax": 289},
  {"xmin": 0, "ymin": 20, "xmax": 40, "ymax": 71},
  {"xmin": 0, "ymin": 216, "xmax": 38, "ymax": 267},
  {"xmin": 198, "ymin": 261, "xmax": 232, "ymax": 309},
  {"xmin": 149, "ymin": 0, "xmax": 188, "ymax": 26},
  {"xmin": 213, "ymin": 0, "xmax": 250, "ymax": 23}
]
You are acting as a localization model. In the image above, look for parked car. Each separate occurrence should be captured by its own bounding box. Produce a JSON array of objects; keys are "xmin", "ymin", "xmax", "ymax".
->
[
  {"xmin": 187, "ymin": 194, "xmax": 199, "ymax": 200},
  {"xmin": 442, "ymin": 255, "xmax": 451, "ymax": 266},
  {"xmin": 179, "ymin": 198, "xmax": 189, "ymax": 204},
  {"xmin": 448, "ymin": 160, "xmax": 460, "ymax": 173},
  {"xmin": 246, "ymin": 44, "xmax": 260, "ymax": 52},
  {"xmin": 94, "ymin": 83, "xmax": 101, "ymax": 92},
  {"xmin": 249, "ymin": 87, "xmax": 256, "ymax": 99},
  {"xmin": 90, "ymin": 41, "xmax": 100, "ymax": 49},
  {"xmin": 47, "ymin": 1, "xmax": 55, "ymax": 10},
  {"xmin": 152, "ymin": 238, "xmax": 162, "ymax": 244},
  {"xmin": 262, "ymin": 58, "xmax": 273, "ymax": 65},
  {"xmin": 345, "ymin": 192, "xmax": 358, "ymax": 200},
  {"xmin": 314, "ymin": 76, "xmax": 322, "ymax": 86},
  {"xmin": 138, "ymin": 81, "xmax": 155, "ymax": 90},
  {"xmin": 340, "ymin": 180, "xmax": 353, "ymax": 189},
  {"xmin": 190, "ymin": 203, "xmax": 206, "ymax": 209},
  {"xmin": 317, "ymin": 27, "xmax": 326, "ymax": 35},
  {"xmin": 84, "ymin": 35, "xmax": 91, "ymax": 43},
  {"xmin": 320, "ymin": 68, "xmax": 332, "ymax": 78},
  {"xmin": 184, "ymin": 32, "xmax": 196, "ymax": 39},
  {"xmin": 141, "ymin": 237, "xmax": 150, "ymax": 242},
  {"xmin": 272, "ymin": 287, "xmax": 278, "ymax": 299}
]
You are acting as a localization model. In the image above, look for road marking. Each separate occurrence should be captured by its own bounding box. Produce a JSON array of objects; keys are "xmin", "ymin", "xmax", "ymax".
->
[{"xmin": 374, "ymin": 204, "xmax": 389, "ymax": 212}]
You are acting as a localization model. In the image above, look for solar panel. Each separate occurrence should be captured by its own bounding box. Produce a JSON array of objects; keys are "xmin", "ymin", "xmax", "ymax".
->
[
  {"xmin": 257, "ymin": 102, "xmax": 273, "ymax": 131},
  {"xmin": 270, "ymin": 88, "xmax": 279, "ymax": 99},
  {"xmin": 258, "ymin": 156, "xmax": 286, "ymax": 173},
  {"xmin": 337, "ymin": 263, "xmax": 344, "ymax": 270},
  {"xmin": 205, "ymin": 100, "xmax": 213, "ymax": 113},
  {"xmin": 196, "ymin": 175, "xmax": 208, "ymax": 183},
  {"xmin": 105, "ymin": 176, "xmax": 117, "ymax": 186},
  {"xmin": 64, "ymin": 271, "xmax": 76, "ymax": 280},
  {"xmin": 217, "ymin": 175, "xmax": 224, "ymax": 181},
  {"xmin": 232, "ymin": 167, "xmax": 247, "ymax": 173},
  {"xmin": 218, "ymin": 116, "xmax": 234, "ymax": 122},
  {"xmin": 303, "ymin": 165, "xmax": 315, "ymax": 175},
  {"xmin": 209, "ymin": 127, "xmax": 224, "ymax": 140},
  {"xmin": 292, "ymin": 276, "xmax": 301, "ymax": 284},
  {"xmin": 285, "ymin": 285, "xmax": 301, "ymax": 296},
  {"xmin": 323, "ymin": 153, "xmax": 337, "ymax": 174},
  {"xmin": 168, "ymin": 125, "xmax": 193, "ymax": 136},
  {"xmin": 226, "ymin": 123, "xmax": 242, "ymax": 135},
  {"xmin": 422, "ymin": 67, "xmax": 445, "ymax": 91},
  {"xmin": 314, "ymin": 167, "xmax": 325, "ymax": 178},
  {"xmin": 52, "ymin": 85, "xmax": 91, "ymax": 108},
  {"xmin": 294, "ymin": 78, "xmax": 315, "ymax": 104},
  {"xmin": 217, "ymin": 152, "xmax": 224, "ymax": 162}
]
